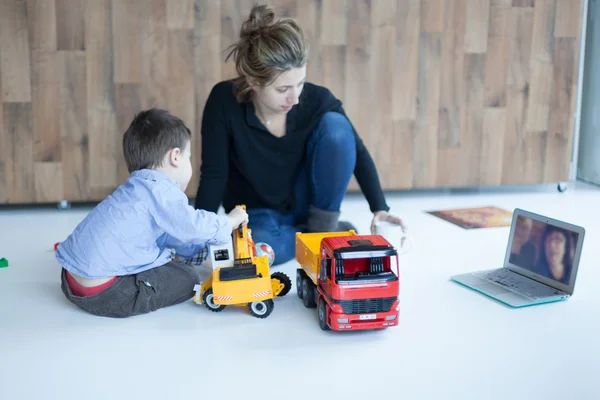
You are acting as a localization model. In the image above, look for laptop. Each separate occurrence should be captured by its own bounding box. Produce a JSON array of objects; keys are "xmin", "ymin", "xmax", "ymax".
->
[{"xmin": 451, "ymin": 208, "xmax": 585, "ymax": 308}]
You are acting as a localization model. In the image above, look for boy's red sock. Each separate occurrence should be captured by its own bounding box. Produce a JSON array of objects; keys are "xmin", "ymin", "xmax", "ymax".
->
[{"xmin": 65, "ymin": 271, "xmax": 118, "ymax": 297}]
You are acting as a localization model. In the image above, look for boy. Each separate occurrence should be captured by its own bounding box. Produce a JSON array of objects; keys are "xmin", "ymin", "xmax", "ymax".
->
[{"xmin": 55, "ymin": 109, "xmax": 248, "ymax": 318}]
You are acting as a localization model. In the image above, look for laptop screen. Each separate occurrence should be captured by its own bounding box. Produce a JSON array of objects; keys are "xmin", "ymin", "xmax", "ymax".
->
[{"xmin": 508, "ymin": 214, "xmax": 581, "ymax": 287}]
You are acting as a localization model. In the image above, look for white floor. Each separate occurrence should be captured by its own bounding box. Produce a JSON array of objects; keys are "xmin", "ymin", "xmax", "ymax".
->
[{"xmin": 1, "ymin": 181, "xmax": 599, "ymax": 400}]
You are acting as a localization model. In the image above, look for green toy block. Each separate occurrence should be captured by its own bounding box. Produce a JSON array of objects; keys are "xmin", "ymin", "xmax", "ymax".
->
[{"xmin": 0, "ymin": 258, "xmax": 8, "ymax": 268}]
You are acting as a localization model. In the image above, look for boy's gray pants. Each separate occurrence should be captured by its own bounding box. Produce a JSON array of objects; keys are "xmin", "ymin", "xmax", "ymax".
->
[{"xmin": 60, "ymin": 262, "xmax": 201, "ymax": 318}]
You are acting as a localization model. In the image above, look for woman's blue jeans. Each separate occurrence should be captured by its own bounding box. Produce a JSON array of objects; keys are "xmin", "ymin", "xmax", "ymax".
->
[{"xmin": 247, "ymin": 112, "xmax": 356, "ymax": 265}]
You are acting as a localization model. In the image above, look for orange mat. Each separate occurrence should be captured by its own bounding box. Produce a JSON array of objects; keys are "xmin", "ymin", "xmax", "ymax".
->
[{"xmin": 427, "ymin": 206, "xmax": 513, "ymax": 229}]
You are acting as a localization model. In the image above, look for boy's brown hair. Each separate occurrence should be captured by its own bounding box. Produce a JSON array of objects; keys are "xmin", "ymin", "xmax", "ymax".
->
[{"xmin": 122, "ymin": 108, "xmax": 191, "ymax": 173}]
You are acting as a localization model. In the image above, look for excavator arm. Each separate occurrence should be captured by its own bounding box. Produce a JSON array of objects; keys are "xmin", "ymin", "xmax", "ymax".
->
[{"xmin": 231, "ymin": 205, "xmax": 256, "ymax": 264}]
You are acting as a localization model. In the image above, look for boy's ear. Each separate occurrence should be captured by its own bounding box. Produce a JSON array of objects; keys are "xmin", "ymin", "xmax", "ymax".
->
[{"xmin": 169, "ymin": 147, "xmax": 182, "ymax": 167}]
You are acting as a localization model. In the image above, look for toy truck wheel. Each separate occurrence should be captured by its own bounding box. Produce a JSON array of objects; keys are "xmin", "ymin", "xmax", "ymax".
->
[
  {"xmin": 203, "ymin": 288, "xmax": 226, "ymax": 312},
  {"xmin": 271, "ymin": 271, "xmax": 292, "ymax": 297},
  {"xmin": 296, "ymin": 270, "xmax": 304, "ymax": 299},
  {"xmin": 248, "ymin": 299, "xmax": 274, "ymax": 319},
  {"xmin": 318, "ymin": 298, "xmax": 330, "ymax": 331},
  {"xmin": 302, "ymin": 277, "xmax": 316, "ymax": 308}
]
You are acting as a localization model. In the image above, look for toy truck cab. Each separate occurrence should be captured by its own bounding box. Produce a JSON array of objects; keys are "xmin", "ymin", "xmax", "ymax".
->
[{"xmin": 296, "ymin": 232, "xmax": 400, "ymax": 331}]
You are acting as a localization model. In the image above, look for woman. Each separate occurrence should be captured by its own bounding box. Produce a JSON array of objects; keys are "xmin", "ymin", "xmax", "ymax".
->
[
  {"xmin": 535, "ymin": 226, "xmax": 573, "ymax": 285},
  {"xmin": 194, "ymin": 4, "xmax": 405, "ymax": 265},
  {"xmin": 509, "ymin": 216, "xmax": 536, "ymax": 269}
]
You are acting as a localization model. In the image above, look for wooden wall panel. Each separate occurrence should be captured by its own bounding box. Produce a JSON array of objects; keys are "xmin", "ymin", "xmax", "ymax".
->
[
  {"xmin": 485, "ymin": 1, "xmax": 511, "ymax": 107},
  {"xmin": 480, "ymin": 108, "xmax": 507, "ymax": 185},
  {"xmin": 465, "ymin": 0, "xmax": 490, "ymax": 53},
  {"xmin": 502, "ymin": 6, "xmax": 532, "ymax": 184},
  {"xmin": 393, "ymin": 0, "xmax": 420, "ymax": 122},
  {"xmin": 221, "ymin": 0, "xmax": 252, "ymax": 81},
  {"xmin": 0, "ymin": 0, "xmax": 31, "ymax": 103},
  {"xmin": 86, "ymin": 0, "xmax": 119, "ymax": 197},
  {"xmin": 31, "ymin": 50, "xmax": 60, "ymax": 162},
  {"xmin": 420, "ymin": 0, "xmax": 445, "ymax": 33},
  {"xmin": 344, "ymin": 0, "xmax": 370, "ymax": 138},
  {"xmin": 414, "ymin": 32, "xmax": 442, "ymax": 187},
  {"xmin": 513, "ymin": 0, "xmax": 534, "ymax": 6},
  {"xmin": 0, "ymin": 0, "xmax": 585, "ymax": 204},
  {"xmin": 437, "ymin": 0, "xmax": 466, "ymax": 186},
  {"xmin": 3, "ymin": 103, "xmax": 34, "ymax": 203},
  {"xmin": 112, "ymin": 0, "xmax": 142, "ymax": 84},
  {"xmin": 194, "ymin": 0, "xmax": 222, "ymax": 166},
  {"xmin": 55, "ymin": 0, "xmax": 85, "ymax": 51},
  {"xmin": 33, "ymin": 162, "xmax": 63, "ymax": 202},
  {"xmin": 114, "ymin": 84, "xmax": 141, "ymax": 184},
  {"xmin": 141, "ymin": 0, "xmax": 168, "ymax": 111},
  {"xmin": 462, "ymin": 54, "xmax": 486, "ymax": 186},
  {"xmin": 26, "ymin": 0, "xmax": 57, "ymax": 51},
  {"xmin": 545, "ymin": 37, "xmax": 576, "ymax": 181},
  {"xmin": 167, "ymin": 29, "xmax": 196, "ymax": 144},
  {"xmin": 167, "ymin": 0, "xmax": 195, "ymax": 29},
  {"xmin": 296, "ymin": 0, "xmax": 322, "ymax": 84},
  {"xmin": 59, "ymin": 51, "xmax": 88, "ymax": 201},
  {"xmin": 0, "ymin": 65, "xmax": 4, "ymax": 203}
]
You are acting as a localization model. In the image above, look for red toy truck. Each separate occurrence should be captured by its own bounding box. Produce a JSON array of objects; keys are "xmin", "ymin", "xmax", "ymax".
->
[{"xmin": 295, "ymin": 230, "xmax": 400, "ymax": 331}]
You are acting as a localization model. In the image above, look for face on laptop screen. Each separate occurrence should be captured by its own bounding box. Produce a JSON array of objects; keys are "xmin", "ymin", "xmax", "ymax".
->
[{"xmin": 509, "ymin": 216, "xmax": 579, "ymax": 285}]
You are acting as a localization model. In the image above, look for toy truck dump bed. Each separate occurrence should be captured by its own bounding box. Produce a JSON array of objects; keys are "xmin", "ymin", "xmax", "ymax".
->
[
  {"xmin": 295, "ymin": 230, "xmax": 358, "ymax": 284},
  {"xmin": 296, "ymin": 231, "xmax": 400, "ymax": 331}
]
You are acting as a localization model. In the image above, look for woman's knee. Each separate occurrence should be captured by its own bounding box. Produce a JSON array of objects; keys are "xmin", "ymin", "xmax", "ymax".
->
[
  {"xmin": 250, "ymin": 227, "xmax": 296, "ymax": 265},
  {"xmin": 312, "ymin": 112, "xmax": 356, "ymax": 149}
]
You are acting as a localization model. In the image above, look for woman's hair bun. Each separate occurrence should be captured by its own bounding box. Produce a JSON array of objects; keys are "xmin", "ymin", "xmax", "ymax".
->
[
  {"xmin": 240, "ymin": 4, "xmax": 276, "ymax": 38},
  {"xmin": 226, "ymin": 3, "xmax": 307, "ymax": 103}
]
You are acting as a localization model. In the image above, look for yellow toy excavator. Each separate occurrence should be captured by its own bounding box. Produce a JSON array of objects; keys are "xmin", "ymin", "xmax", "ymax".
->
[{"xmin": 193, "ymin": 205, "xmax": 292, "ymax": 318}]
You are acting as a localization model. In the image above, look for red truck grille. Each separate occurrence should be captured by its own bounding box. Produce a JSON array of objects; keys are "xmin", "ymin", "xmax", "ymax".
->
[{"xmin": 338, "ymin": 297, "xmax": 396, "ymax": 314}]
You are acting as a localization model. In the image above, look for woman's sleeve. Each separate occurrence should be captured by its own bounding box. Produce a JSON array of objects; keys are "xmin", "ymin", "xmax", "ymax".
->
[
  {"xmin": 194, "ymin": 85, "xmax": 229, "ymax": 213},
  {"xmin": 335, "ymin": 105, "xmax": 390, "ymax": 213}
]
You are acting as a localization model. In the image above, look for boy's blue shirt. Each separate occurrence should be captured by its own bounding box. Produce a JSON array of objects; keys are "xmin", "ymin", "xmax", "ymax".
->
[{"xmin": 55, "ymin": 169, "xmax": 232, "ymax": 279}]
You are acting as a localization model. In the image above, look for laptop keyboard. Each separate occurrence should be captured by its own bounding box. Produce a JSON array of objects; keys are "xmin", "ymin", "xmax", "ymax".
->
[{"xmin": 473, "ymin": 269, "xmax": 565, "ymax": 300}]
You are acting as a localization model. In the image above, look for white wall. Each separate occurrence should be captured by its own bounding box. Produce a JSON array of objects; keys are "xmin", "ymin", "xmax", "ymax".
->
[{"xmin": 578, "ymin": 0, "xmax": 600, "ymax": 184}]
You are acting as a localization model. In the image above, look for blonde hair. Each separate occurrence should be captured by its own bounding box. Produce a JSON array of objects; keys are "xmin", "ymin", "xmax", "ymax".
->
[{"xmin": 225, "ymin": 4, "xmax": 308, "ymax": 103}]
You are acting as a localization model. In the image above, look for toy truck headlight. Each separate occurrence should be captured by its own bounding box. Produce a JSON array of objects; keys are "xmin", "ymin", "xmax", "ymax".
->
[
  {"xmin": 385, "ymin": 315, "xmax": 397, "ymax": 321},
  {"xmin": 337, "ymin": 318, "xmax": 349, "ymax": 324}
]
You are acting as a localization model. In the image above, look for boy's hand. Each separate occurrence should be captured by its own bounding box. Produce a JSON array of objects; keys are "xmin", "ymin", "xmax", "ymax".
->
[{"xmin": 227, "ymin": 207, "xmax": 249, "ymax": 229}]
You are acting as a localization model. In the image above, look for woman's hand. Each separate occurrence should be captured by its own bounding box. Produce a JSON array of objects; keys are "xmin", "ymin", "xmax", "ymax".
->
[{"xmin": 370, "ymin": 210, "xmax": 407, "ymax": 234}]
